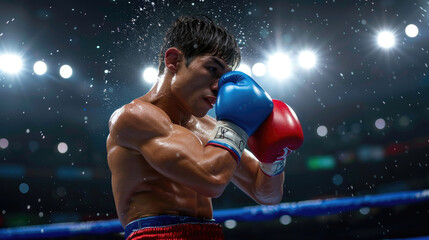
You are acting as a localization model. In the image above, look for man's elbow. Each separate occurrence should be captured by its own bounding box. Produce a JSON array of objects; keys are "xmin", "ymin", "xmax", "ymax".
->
[
  {"xmin": 254, "ymin": 188, "xmax": 284, "ymax": 205},
  {"xmin": 255, "ymin": 195, "xmax": 283, "ymax": 205},
  {"xmin": 200, "ymin": 176, "xmax": 229, "ymax": 198}
]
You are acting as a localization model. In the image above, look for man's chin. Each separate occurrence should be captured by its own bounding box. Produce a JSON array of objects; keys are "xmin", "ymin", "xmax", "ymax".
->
[
  {"xmin": 194, "ymin": 111, "xmax": 208, "ymax": 118},
  {"xmin": 192, "ymin": 107, "xmax": 211, "ymax": 118}
]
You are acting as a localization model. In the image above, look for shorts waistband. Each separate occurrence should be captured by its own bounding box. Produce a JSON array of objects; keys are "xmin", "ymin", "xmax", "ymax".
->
[{"xmin": 124, "ymin": 215, "xmax": 215, "ymax": 239}]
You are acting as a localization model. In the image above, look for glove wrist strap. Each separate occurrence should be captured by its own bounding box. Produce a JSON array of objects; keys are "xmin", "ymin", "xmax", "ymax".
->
[
  {"xmin": 259, "ymin": 160, "xmax": 286, "ymax": 176},
  {"xmin": 207, "ymin": 120, "xmax": 248, "ymax": 163},
  {"xmin": 259, "ymin": 147, "xmax": 292, "ymax": 176}
]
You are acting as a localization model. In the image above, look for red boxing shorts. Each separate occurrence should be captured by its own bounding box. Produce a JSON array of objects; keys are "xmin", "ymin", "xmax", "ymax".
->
[{"xmin": 124, "ymin": 215, "xmax": 224, "ymax": 240}]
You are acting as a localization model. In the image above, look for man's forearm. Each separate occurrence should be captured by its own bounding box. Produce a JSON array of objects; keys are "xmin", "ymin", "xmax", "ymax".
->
[{"xmin": 253, "ymin": 170, "xmax": 285, "ymax": 205}]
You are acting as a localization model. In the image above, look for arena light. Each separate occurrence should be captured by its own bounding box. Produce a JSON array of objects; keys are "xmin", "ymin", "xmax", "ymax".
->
[
  {"xmin": 298, "ymin": 50, "xmax": 317, "ymax": 69},
  {"xmin": 252, "ymin": 62, "xmax": 266, "ymax": 77},
  {"xmin": 316, "ymin": 125, "xmax": 328, "ymax": 137},
  {"xmin": 279, "ymin": 215, "xmax": 292, "ymax": 225},
  {"xmin": 332, "ymin": 174, "xmax": 344, "ymax": 186},
  {"xmin": 0, "ymin": 54, "xmax": 23, "ymax": 74},
  {"xmin": 224, "ymin": 219, "xmax": 237, "ymax": 229},
  {"xmin": 307, "ymin": 155, "xmax": 336, "ymax": 170},
  {"xmin": 0, "ymin": 138, "xmax": 9, "ymax": 149},
  {"xmin": 267, "ymin": 53, "xmax": 292, "ymax": 79},
  {"xmin": 59, "ymin": 65, "xmax": 73, "ymax": 79},
  {"xmin": 375, "ymin": 118, "xmax": 386, "ymax": 130},
  {"xmin": 142, "ymin": 67, "xmax": 158, "ymax": 83},
  {"xmin": 405, "ymin": 24, "xmax": 418, "ymax": 38},
  {"xmin": 57, "ymin": 142, "xmax": 68, "ymax": 154},
  {"xmin": 19, "ymin": 183, "xmax": 29, "ymax": 194},
  {"xmin": 236, "ymin": 63, "xmax": 252, "ymax": 76},
  {"xmin": 377, "ymin": 31, "xmax": 395, "ymax": 49},
  {"xmin": 33, "ymin": 61, "xmax": 47, "ymax": 75},
  {"xmin": 359, "ymin": 207, "xmax": 371, "ymax": 215}
]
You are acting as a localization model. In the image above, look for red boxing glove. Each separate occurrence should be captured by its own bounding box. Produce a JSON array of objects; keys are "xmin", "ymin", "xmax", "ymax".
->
[{"xmin": 248, "ymin": 100, "xmax": 304, "ymax": 176}]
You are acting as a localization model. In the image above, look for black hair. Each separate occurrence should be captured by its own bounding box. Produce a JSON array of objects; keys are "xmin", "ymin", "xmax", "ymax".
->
[{"xmin": 158, "ymin": 15, "xmax": 241, "ymax": 75}]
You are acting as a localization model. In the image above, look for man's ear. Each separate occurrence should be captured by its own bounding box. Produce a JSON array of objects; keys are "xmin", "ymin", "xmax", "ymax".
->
[{"xmin": 164, "ymin": 48, "xmax": 183, "ymax": 74}]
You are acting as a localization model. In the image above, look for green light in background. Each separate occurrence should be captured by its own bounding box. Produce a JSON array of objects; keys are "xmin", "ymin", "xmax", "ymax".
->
[{"xmin": 307, "ymin": 155, "xmax": 336, "ymax": 170}]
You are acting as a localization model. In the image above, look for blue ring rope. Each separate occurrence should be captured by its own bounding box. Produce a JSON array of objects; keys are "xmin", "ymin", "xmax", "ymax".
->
[{"xmin": 0, "ymin": 189, "xmax": 428, "ymax": 239}]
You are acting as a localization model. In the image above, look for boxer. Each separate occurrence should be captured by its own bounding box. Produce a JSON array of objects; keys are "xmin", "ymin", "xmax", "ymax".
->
[{"xmin": 107, "ymin": 16, "xmax": 303, "ymax": 240}]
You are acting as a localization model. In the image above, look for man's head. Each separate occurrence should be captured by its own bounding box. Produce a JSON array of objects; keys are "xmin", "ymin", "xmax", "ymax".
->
[{"xmin": 158, "ymin": 16, "xmax": 241, "ymax": 76}]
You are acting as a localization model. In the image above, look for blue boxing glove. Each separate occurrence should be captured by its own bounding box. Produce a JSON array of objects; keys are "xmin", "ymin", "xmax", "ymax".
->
[{"xmin": 207, "ymin": 71, "xmax": 273, "ymax": 162}]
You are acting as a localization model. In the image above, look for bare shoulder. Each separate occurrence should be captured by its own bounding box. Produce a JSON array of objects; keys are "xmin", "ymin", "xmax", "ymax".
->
[{"xmin": 108, "ymin": 99, "xmax": 172, "ymax": 148}]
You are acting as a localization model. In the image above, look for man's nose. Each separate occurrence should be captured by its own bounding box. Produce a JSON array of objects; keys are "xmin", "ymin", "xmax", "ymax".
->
[{"xmin": 211, "ymin": 79, "xmax": 219, "ymax": 93}]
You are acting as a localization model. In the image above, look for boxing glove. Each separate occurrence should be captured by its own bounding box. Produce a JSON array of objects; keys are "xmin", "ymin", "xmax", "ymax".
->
[
  {"xmin": 207, "ymin": 71, "xmax": 273, "ymax": 162},
  {"xmin": 248, "ymin": 100, "xmax": 304, "ymax": 176}
]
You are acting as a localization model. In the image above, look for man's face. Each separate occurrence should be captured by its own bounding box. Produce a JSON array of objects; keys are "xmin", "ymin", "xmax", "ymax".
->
[{"xmin": 171, "ymin": 54, "xmax": 231, "ymax": 117}]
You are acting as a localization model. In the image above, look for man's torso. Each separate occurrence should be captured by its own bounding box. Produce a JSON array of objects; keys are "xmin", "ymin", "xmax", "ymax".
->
[{"xmin": 107, "ymin": 97, "xmax": 216, "ymax": 227}]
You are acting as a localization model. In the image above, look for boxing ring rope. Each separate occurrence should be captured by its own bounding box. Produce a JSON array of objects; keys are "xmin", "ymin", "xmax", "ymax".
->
[{"xmin": 1, "ymin": 189, "xmax": 428, "ymax": 239}]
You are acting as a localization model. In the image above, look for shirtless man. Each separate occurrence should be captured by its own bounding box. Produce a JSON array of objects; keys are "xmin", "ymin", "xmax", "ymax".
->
[{"xmin": 107, "ymin": 16, "xmax": 304, "ymax": 239}]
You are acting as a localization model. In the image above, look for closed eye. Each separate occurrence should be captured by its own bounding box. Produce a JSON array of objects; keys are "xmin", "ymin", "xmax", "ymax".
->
[
  {"xmin": 207, "ymin": 66, "xmax": 220, "ymax": 77},
  {"xmin": 207, "ymin": 66, "xmax": 216, "ymax": 73}
]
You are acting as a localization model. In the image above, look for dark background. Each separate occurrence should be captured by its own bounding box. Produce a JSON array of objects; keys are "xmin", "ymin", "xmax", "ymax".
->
[{"xmin": 0, "ymin": 0, "xmax": 428, "ymax": 239}]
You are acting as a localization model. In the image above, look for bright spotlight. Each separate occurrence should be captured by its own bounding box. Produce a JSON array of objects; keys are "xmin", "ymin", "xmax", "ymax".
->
[
  {"xmin": 0, "ymin": 138, "xmax": 9, "ymax": 149},
  {"xmin": 375, "ymin": 118, "xmax": 386, "ymax": 130},
  {"xmin": 298, "ymin": 51, "xmax": 316, "ymax": 69},
  {"xmin": 268, "ymin": 53, "xmax": 292, "ymax": 79},
  {"xmin": 377, "ymin": 31, "xmax": 395, "ymax": 49},
  {"xmin": 279, "ymin": 215, "xmax": 292, "ymax": 225},
  {"xmin": 33, "ymin": 61, "xmax": 47, "ymax": 75},
  {"xmin": 236, "ymin": 63, "xmax": 252, "ymax": 76},
  {"xmin": 0, "ymin": 54, "xmax": 23, "ymax": 74},
  {"xmin": 59, "ymin": 65, "xmax": 73, "ymax": 79},
  {"xmin": 252, "ymin": 62, "xmax": 266, "ymax": 77},
  {"xmin": 57, "ymin": 142, "xmax": 68, "ymax": 154},
  {"xmin": 143, "ymin": 67, "xmax": 158, "ymax": 83},
  {"xmin": 405, "ymin": 24, "xmax": 418, "ymax": 38},
  {"xmin": 317, "ymin": 125, "xmax": 328, "ymax": 137},
  {"xmin": 224, "ymin": 219, "xmax": 237, "ymax": 229}
]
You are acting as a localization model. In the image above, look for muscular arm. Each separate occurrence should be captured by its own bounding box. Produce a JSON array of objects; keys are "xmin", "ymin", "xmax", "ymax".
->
[
  {"xmin": 109, "ymin": 102, "xmax": 237, "ymax": 198},
  {"xmin": 202, "ymin": 115, "xmax": 284, "ymax": 205},
  {"xmin": 232, "ymin": 150, "xmax": 284, "ymax": 205}
]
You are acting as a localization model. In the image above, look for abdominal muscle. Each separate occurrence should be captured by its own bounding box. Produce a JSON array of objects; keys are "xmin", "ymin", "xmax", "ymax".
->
[{"xmin": 109, "ymin": 142, "xmax": 213, "ymax": 227}]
